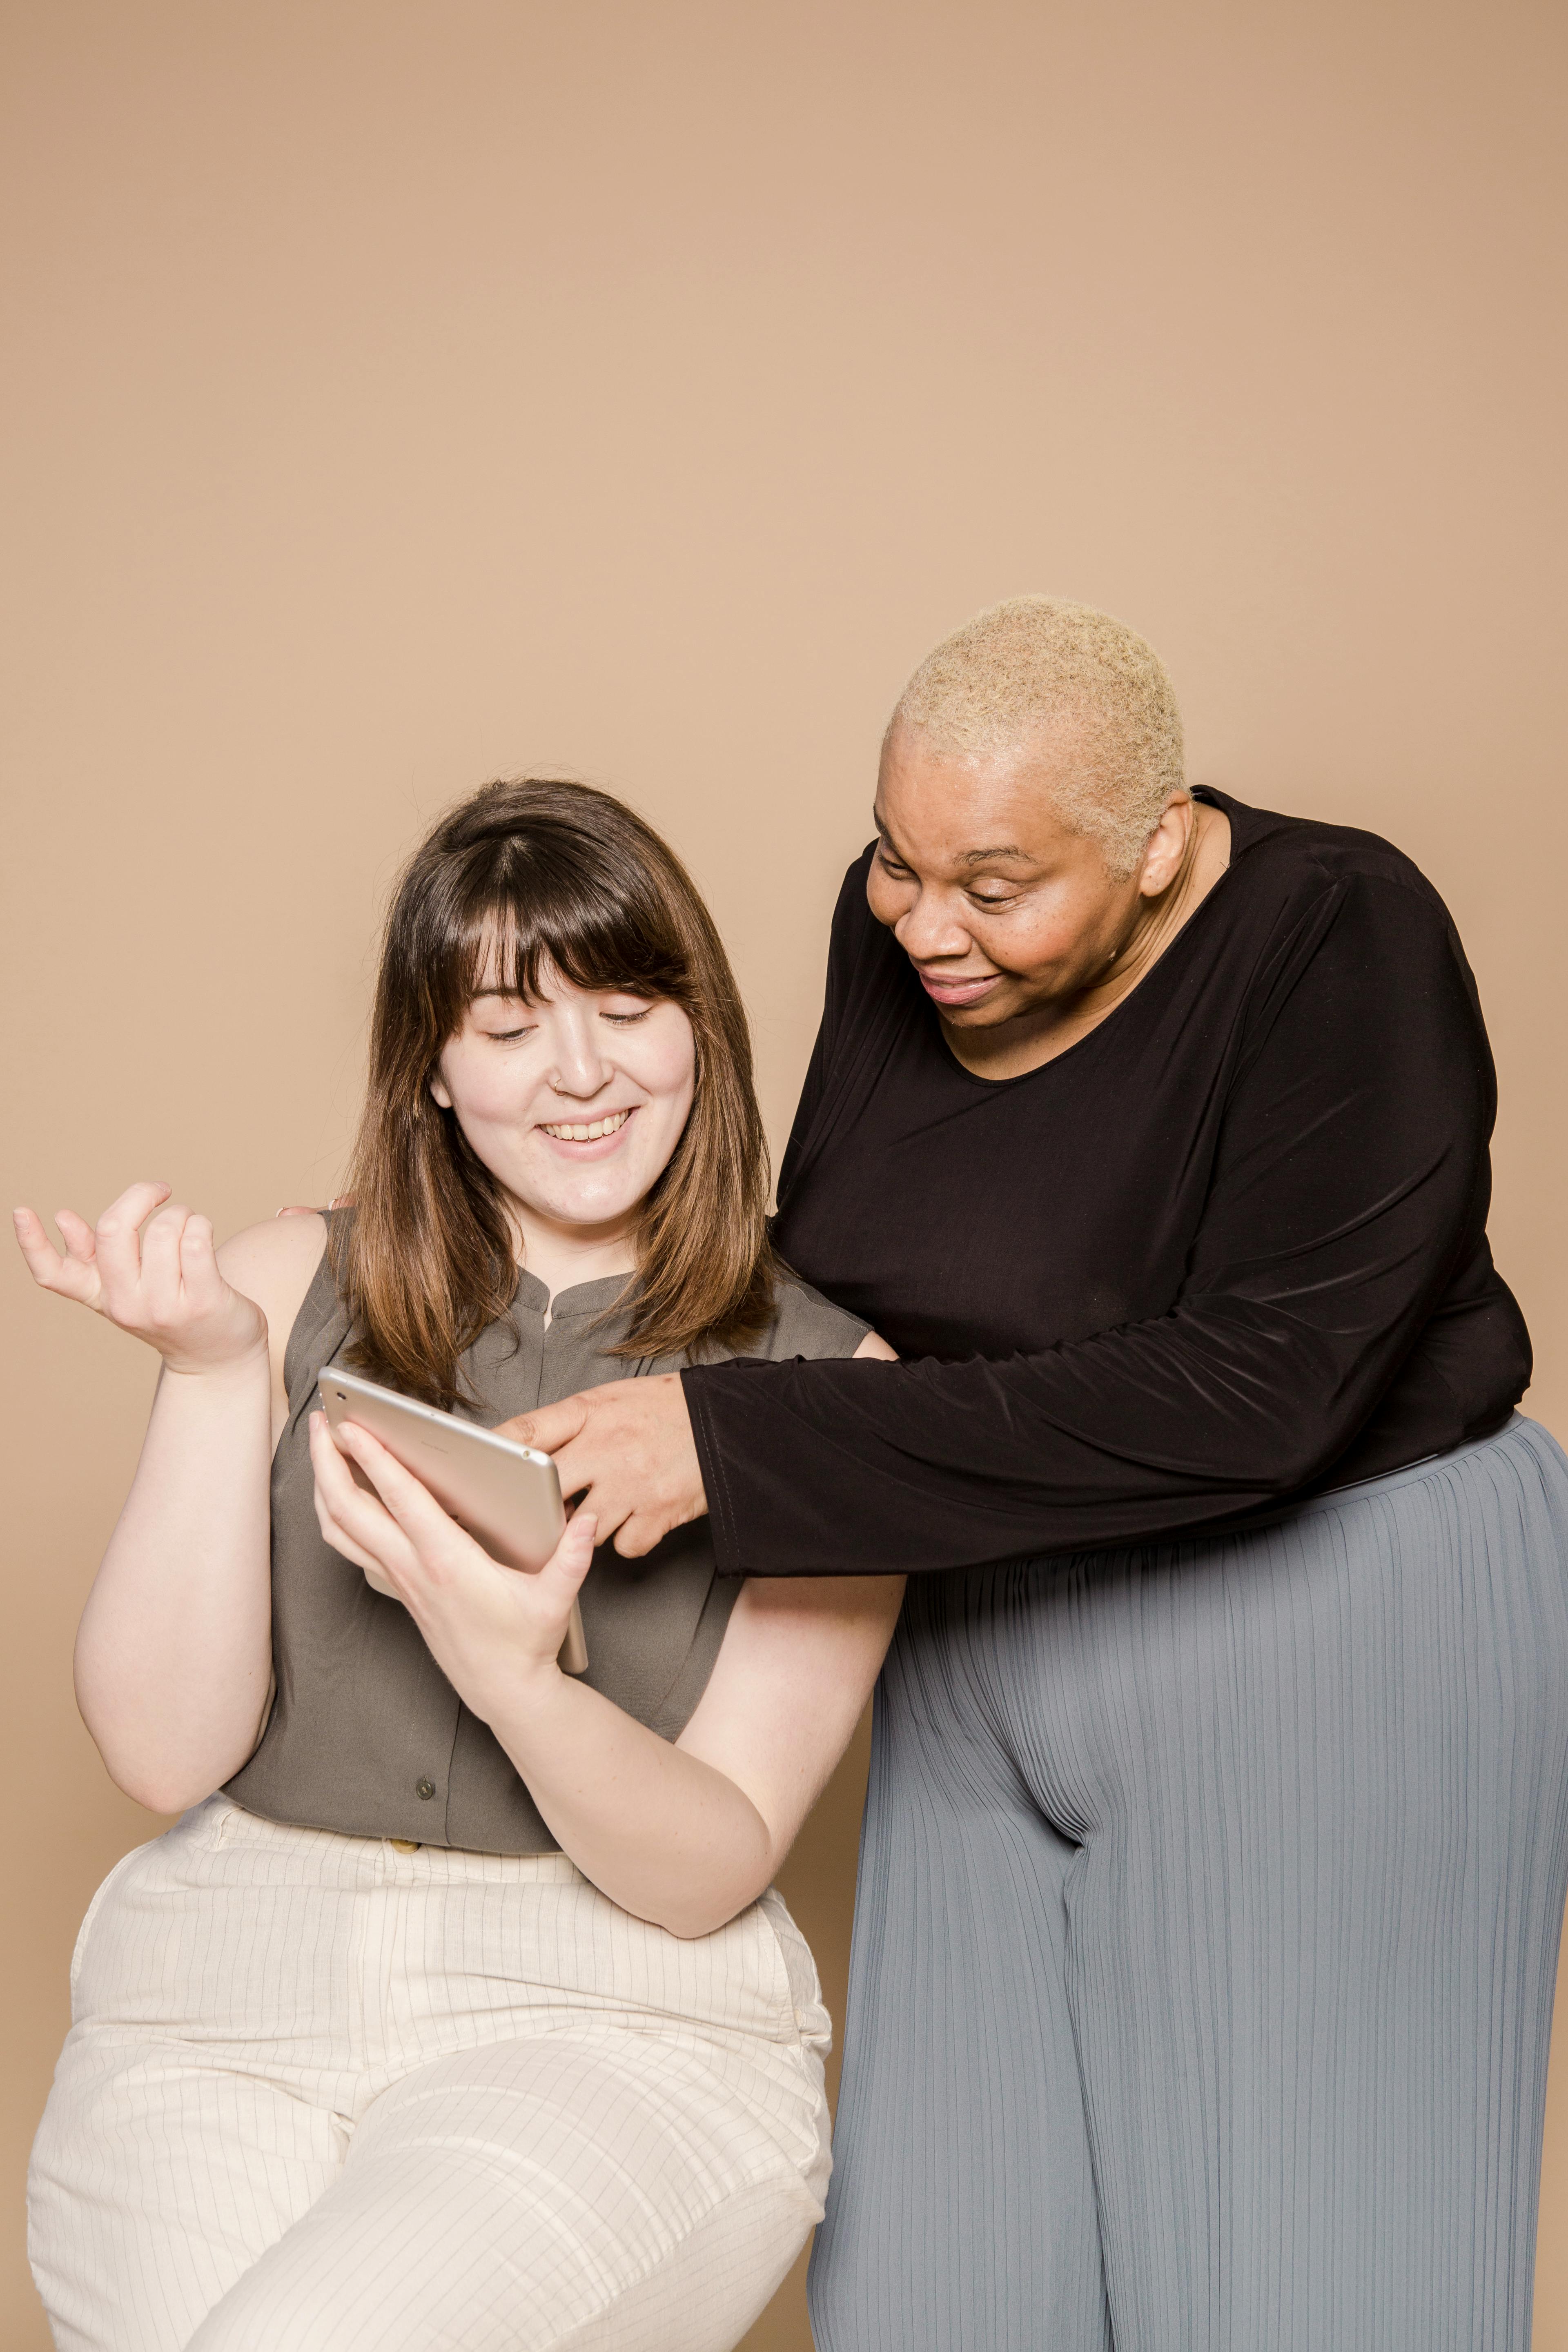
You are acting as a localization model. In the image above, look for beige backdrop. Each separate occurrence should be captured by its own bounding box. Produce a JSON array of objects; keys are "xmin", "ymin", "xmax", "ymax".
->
[{"xmin": 3, "ymin": 2, "xmax": 1565, "ymax": 2345}]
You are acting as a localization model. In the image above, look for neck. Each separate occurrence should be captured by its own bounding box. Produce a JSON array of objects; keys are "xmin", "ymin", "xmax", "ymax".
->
[
  {"xmin": 1093, "ymin": 800, "xmax": 1214, "ymax": 1000},
  {"xmin": 507, "ymin": 1204, "xmax": 641, "ymax": 1305}
]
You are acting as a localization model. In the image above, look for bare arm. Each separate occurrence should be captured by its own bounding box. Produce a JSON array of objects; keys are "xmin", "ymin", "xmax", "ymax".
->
[
  {"xmin": 311, "ymin": 1330, "xmax": 904, "ymax": 1938},
  {"xmin": 14, "ymin": 1185, "xmax": 325, "ymax": 1812}
]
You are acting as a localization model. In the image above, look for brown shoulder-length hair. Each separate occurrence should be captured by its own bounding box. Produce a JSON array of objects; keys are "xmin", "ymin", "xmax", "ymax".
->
[{"xmin": 332, "ymin": 777, "xmax": 779, "ymax": 1405}]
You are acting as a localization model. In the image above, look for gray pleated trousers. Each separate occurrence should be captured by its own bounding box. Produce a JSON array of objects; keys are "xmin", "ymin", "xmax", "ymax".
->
[{"xmin": 808, "ymin": 1416, "xmax": 1568, "ymax": 2352}]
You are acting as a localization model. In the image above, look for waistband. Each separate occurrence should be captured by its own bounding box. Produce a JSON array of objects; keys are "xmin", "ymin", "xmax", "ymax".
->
[
  {"xmin": 191, "ymin": 1793, "xmax": 585, "ymax": 1877},
  {"xmin": 1225, "ymin": 1411, "xmax": 1535, "ymax": 1537}
]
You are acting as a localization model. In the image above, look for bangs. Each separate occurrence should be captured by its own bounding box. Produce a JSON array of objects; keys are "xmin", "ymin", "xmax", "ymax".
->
[{"xmin": 426, "ymin": 832, "xmax": 692, "ymax": 1033}]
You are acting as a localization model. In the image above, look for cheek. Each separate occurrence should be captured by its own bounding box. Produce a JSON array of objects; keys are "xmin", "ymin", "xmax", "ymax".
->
[
  {"xmin": 648, "ymin": 1060, "xmax": 697, "ymax": 1141},
  {"xmin": 864, "ymin": 865, "xmax": 909, "ymax": 928},
  {"xmin": 633, "ymin": 1017, "xmax": 697, "ymax": 1114},
  {"xmin": 440, "ymin": 1053, "xmax": 534, "ymax": 1134},
  {"xmin": 974, "ymin": 903, "xmax": 1087, "ymax": 979}
]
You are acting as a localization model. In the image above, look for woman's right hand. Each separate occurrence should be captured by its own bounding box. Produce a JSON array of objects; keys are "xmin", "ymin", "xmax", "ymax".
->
[{"xmin": 13, "ymin": 1180, "xmax": 268, "ymax": 1376}]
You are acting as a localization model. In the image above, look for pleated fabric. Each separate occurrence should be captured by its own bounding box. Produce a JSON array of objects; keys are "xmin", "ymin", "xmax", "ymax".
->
[
  {"xmin": 809, "ymin": 1414, "xmax": 1568, "ymax": 2352},
  {"xmin": 29, "ymin": 1801, "xmax": 831, "ymax": 2352}
]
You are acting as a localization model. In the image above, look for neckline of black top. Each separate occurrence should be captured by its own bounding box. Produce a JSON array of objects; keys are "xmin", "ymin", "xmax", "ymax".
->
[{"xmin": 928, "ymin": 785, "xmax": 1247, "ymax": 1094}]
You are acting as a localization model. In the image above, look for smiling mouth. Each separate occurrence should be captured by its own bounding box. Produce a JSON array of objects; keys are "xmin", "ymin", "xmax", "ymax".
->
[
  {"xmin": 538, "ymin": 1108, "xmax": 635, "ymax": 1142},
  {"xmin": 916, "ymin": 969, "xmax": 1000, "ymax": 1001}
]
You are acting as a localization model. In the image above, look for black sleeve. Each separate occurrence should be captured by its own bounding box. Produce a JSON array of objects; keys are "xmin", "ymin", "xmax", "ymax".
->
[{"xmin": 686, "ymin": 868, "xmax": 1510, "ymax": 1575}]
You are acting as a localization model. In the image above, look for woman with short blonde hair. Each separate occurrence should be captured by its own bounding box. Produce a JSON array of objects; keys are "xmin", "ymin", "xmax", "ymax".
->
[{"xmin": 519, "ymin": 601, "xmax": 1566, "ymax": 2352}]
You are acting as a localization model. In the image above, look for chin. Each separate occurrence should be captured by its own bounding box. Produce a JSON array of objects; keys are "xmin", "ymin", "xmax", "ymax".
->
[
  {"xmin": 543, "ymin": 1190, "xmax": 637, "ymax": 1227},
  {"xmin": 545, "ymin": 1176, "xmax": 649, "ymax": 1227},
  {"xmin": 944, "ymin": 996, "xmax": 1017, "ymax": 1027}
]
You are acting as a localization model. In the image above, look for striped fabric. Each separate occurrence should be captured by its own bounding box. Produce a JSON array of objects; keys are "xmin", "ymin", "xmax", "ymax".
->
[
  {"xmin": 810, "ymin": 1414, "xmax": 1568, "ymax": 2352},
  {"xmin": 29, "ymin": 1801, "xmax": 831, "ymax": 2350}
]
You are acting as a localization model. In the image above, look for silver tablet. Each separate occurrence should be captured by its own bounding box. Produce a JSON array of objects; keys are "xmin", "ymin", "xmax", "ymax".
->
[{"xmin": 316, "ymin": 1363, "xmax": 588, "ymax": 1675}]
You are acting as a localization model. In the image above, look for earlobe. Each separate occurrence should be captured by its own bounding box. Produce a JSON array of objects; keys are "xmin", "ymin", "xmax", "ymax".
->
[{"xmin": 428, "ymin": 1071, "xmax": 453, "ymax": 1110}]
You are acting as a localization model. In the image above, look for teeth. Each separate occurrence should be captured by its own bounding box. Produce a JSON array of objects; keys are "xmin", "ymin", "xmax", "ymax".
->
[{"xmin": 541, "ymin": 1109, "xmax": 632, "ymax": 1142}]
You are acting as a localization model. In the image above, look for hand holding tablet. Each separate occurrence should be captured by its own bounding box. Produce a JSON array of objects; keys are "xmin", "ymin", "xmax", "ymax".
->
[{"xmin": 315, "ymin": 1366, "xmax": 589, "ymax": 1675}]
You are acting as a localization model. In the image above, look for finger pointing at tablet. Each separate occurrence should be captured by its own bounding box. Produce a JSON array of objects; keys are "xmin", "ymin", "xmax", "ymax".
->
[{"xmin": 498, "ymin": 1374, "xmax": 707, "ymax": 1559}]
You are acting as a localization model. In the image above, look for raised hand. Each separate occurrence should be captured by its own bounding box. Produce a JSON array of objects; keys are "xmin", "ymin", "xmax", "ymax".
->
[{"xmin": 13, "ymin": 1181, "xmax": 268, "ymax": 1376}]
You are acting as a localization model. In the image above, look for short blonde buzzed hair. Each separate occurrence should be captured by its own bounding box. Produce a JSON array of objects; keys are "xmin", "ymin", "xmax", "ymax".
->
[{"xmin": 887, "ymin": 596, "xmax": 1185, "ymax": 878}]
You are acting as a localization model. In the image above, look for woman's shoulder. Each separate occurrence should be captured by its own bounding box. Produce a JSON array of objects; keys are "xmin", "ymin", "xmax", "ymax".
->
[
  {"xmin": 1199, "ymin": 792, "xmax": 1469, "ymax": 1007},
  {"xmin": 217, "ymin": 1210, "xmax": 330, "ymax": 1319},
  {"xmin": 734, "ymin": 1271, "xmax": 875, "ymax": 1364},
  {"xmin": 216, "ymin": 1212, "xmax": 333, "ymax": 1395},
  {"xmin": 1207, "ymin": 789, "xmax": 1447, "ymax": 913}
]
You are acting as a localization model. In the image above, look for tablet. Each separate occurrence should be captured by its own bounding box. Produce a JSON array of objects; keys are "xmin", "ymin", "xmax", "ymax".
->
[{"xmin": 316, "ymin": 1363, "xmax": 589, "ymax": 1675}]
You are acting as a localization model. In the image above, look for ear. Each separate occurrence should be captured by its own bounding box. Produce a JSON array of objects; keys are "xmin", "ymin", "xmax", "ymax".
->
[
  {"xmin": 1136, "ymin": 792, "xmax": 1193, "ymax": 897},
  {"xmin": 428, "ymin": 1068, "xmax": 453, "ymax": 1111}
]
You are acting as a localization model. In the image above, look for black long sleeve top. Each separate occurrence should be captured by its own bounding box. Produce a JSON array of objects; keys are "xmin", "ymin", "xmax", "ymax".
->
[{"xmin": 682, "ymin": 791, "xmax": 1531, "ymax": 1577}]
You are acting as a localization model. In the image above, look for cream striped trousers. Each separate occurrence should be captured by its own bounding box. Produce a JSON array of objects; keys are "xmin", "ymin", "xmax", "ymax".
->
[{"xmin": 28, "ymin": 1797, "xmax": 832, "ymax": 2351}]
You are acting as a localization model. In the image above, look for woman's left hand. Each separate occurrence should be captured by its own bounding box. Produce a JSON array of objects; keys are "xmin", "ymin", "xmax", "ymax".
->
[{"xmin": 308, "ymin": 1411, "xmax": 595, "ymax": 1722}]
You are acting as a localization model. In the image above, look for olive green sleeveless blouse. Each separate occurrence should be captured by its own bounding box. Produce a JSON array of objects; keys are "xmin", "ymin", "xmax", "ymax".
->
[{"xmin": 225, "ymin": 1234, "xmax": 869, "ymax": 1853}]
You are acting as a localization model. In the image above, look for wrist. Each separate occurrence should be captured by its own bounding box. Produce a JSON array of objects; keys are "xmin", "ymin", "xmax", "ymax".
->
[
  {"xmin": 463, "ymin": 1649, "xmax": 570, "ymax": 1740},
  {"xmin": 159, "ymin": 1337, "xmax": 271, "ymax": 1387}
]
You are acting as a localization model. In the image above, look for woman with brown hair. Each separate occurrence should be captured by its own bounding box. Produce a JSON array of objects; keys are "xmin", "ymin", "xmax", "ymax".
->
[{"xmin": 17, "ymin": 778, "xmax": 901, "ymax": 2352}]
